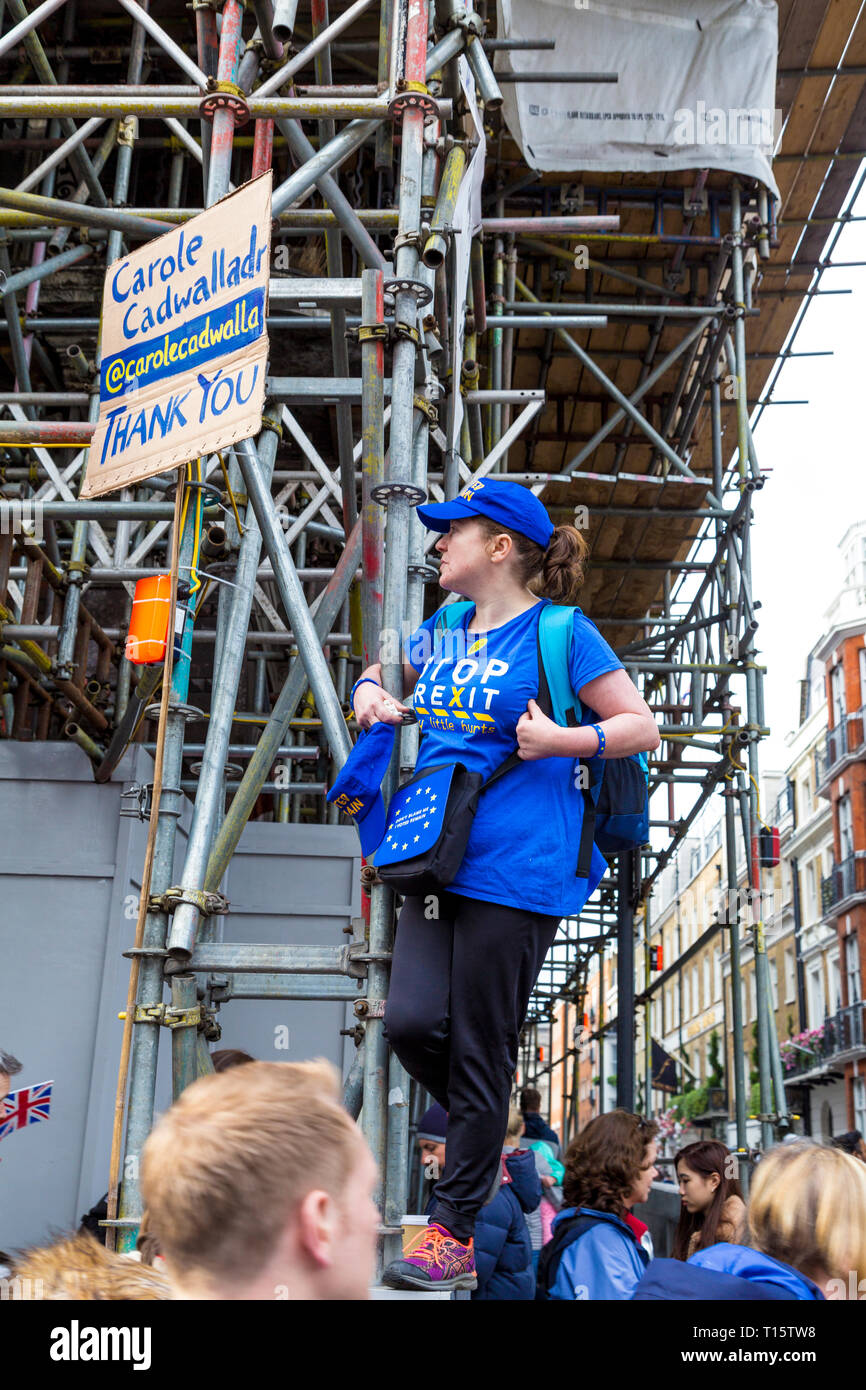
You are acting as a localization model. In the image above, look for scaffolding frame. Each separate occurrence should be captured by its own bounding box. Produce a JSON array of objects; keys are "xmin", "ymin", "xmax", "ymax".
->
[{"xmin": 1, "ymin": 0, "xmax": 863, "ymax": 1265}]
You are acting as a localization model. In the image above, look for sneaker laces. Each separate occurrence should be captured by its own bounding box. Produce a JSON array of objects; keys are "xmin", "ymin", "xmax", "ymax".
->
[{"xmin": 408, "ymin": 1223, "xmax": 472, "ymax": 1269}]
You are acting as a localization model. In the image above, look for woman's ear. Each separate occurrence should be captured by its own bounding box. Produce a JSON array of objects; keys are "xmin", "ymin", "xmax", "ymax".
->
[
  {"xmin": 709, "ymin": 1172, "xmax": 721, "ymax": 1192},
  {"xmin": 487, "ymin": 531, "xmax": 512, "ymax": 563}
]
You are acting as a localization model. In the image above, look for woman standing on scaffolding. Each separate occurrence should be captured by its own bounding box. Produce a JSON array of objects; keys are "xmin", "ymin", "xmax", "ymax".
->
[{"xmin": 350, "ymin": 479, "xmax": 660, "ymax": 1292}]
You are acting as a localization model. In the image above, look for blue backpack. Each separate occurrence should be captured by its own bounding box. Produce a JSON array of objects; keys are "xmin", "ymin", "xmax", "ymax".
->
[{"xmin": 433, "ymin": 600, "xmax": 649, "ymax": 878}]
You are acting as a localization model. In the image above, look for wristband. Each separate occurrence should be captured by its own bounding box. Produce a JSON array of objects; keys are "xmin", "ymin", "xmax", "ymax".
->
[
  {"xmin": 591, "ymin": 722, "xmax": 606, "ymax": 756},
  {"xmin": 350, "ymin": 676, "xmax": 382, "ymax": 708}
]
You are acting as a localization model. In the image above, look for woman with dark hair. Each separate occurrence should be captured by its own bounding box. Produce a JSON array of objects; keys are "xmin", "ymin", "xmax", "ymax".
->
[
  {"xmin": 672, "ymin": 1140, "xmax": 746, "ymax": 1260},
  {"xmin": 634, "ymin": 1141, "xmax": 866, "ymax": 1300},
  {"xmin": 346, "ymin": 480, "xmax": 658, "ymax": 1293},
  {"xmin": 536, "ymin": 1109, "xmax": 659, "ymax": 1300}
]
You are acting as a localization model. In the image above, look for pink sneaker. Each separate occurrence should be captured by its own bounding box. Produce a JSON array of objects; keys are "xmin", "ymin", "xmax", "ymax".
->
[{"xmin": 382, "ymin": 1222, "xmax": 478, "ymax": 1291}]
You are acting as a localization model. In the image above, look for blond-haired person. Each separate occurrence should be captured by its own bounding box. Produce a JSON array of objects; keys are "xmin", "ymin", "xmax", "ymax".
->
[
  {"xmin": 634, "ymin": 1141, "xmax": 866, "ymax": 1300},
  {"xmin": 140, "ymin": 1060, "xmax": 379, "ymax": 1300}
]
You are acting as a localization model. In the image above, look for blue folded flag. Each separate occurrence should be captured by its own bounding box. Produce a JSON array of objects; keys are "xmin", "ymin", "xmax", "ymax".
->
[{"xmin": 326, "ymin": 721, "xmax": 396, "ymax": 855}]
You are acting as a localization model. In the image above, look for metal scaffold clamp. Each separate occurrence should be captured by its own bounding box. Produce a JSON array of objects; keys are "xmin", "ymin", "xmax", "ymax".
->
[
  {"xmin": 149, "ymin": 886, "xmax": 230, "ymax": 917},
  {"xmin": 355, "ymin": 321, "xmax": 389, "ymax": 345},
  {"xmin": 407, "ymin": 562, "xmax": 440, "ymax": 582},
  {"xmin": 444, "ymin": 6, "xmax": 485, "ymax": 37},
  {"xmin": 384, "ymin": 277, "xmax": 434, "ymax": 308},
  {"xmin": 371, "ymin": 480, "xmax": 427, "ymax": 507},
  {"xmin": 413, "ymin": 393, "xmax": 439, "ymax": 425},
  {"xmin": 200, "ymin": 79, "xmax": 251, "ymax": 127},
  {"xmin": 128, "ymin": 1002, "xmax": 202, "ymax": 1030},
  {"xmin": 388, "ymin": 81, "xmax": 439, "ymax": 124},
  {"xmin": 119, "ymin": 782, "xmax": 154, "ymax": 820},
  {"xmin": 353, "ymin": 998, "xmax": 386, "ymax": 1019}
]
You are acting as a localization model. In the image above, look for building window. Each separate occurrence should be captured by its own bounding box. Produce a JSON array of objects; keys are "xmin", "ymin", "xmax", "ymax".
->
[
  {"xmin": 714, "ymin": 947, "xmax": 722, "ymax": 1000},
  {"xmin": 703, "ymin": 954, "xmax": 711, "ymax": 1009},
  {"xmin": 781, "ymin": 859, "xmax": 792, "ymax": 905},
  {"xmin": 847, "ymin": 934, "xmax": 861, "ymax": 1006},
  {"xmin": 673, "ymin": 984, "xmax": 680, "ymax": 1031},
  {"xmin": 749, "ymin": 970, "xmax": 757, "ymax": 1022},
  {"xmin": 839, "ymin": 793, "xmax": 854, "ymax": 863},
  {"xmin": 828, "ymin": 953, "xmax": 842, "ymax": 1013},
  {"xmin": 684, "ymin": 970, "xmax": 691, "ymax": 1019},
  {"xmin": 806, "ymin": 862, "xmax": 816, "ymax": 919},
  {"xmin": 808, "ymin": 963, "xmax": 824, "ymax": 1028},
  {"xmin": 784, "ymin": 947, "xmax": 796, "ymax": 1004},
  {"xmin": 769, "ymin": 958, "xmax": 779, "ymax": 1012},
  {"xmin": 854, "ymin": 1076, "xmax": 866, "ymax": 1136},
  {"xmin": 830, "ymin": 660, "xmax": 846, "ymax": 729},
  {"xmin": 693, "ymin": 964, "xmax": 700, "ymax": 1015}
]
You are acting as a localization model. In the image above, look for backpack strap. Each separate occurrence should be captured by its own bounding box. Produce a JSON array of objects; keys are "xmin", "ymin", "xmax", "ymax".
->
[
  {"xmin": 537, "ymin": 604, "xmax": 597, "ymax": 879},
  {"xmin": 433, "ymin": 599, "xmax": 473, "ymax": 640},
  {"xmin": 535, "ymin": 1212, "xmax": 599, "ymax": 1300},
  {"xmin": 537, "ymin": 602, "xmax": 581, "ymax": 727}
]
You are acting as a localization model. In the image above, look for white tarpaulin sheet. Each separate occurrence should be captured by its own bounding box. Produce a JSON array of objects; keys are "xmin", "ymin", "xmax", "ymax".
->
[{"xmin": 496, "ymin": 0, "xmax": 779, "ymax": 197}]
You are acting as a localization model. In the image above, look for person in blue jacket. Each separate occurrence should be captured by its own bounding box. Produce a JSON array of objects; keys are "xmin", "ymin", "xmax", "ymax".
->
[
  {"xmin": 538, "ymin": 1109, "xmax": 659, "ymax": 1300},
  {"xmin": 634, "ymin": 1140, "xmax": 866, "ymax": 1301},
  {"xmin": 414, "ymin": 1102, "xmax": 542, "ymax": 1300},
  {"xmin": 349, "ymin": 480, "xmax": 659, "ymax": 1293}
]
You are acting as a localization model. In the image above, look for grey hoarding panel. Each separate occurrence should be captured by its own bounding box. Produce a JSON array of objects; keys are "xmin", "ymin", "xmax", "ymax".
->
[{"xmin": 0, "ymin": 741, "xmax": 362, "ymax": 1252}]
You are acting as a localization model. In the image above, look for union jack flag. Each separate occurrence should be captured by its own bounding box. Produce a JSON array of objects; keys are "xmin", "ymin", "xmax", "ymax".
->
[{"xmin": 0, "ymin": 1080, "xmax": 53, "ymax": 1141}]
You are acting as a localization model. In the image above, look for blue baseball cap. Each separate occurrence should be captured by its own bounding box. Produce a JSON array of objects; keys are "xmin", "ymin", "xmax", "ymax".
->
[
  {"xmin": 416, "ymin": 477, "xmax": 554, "ymax": 549},
  {"xmin": 326, "ymin": 720, "xmax": 396, "ymax": 855}
]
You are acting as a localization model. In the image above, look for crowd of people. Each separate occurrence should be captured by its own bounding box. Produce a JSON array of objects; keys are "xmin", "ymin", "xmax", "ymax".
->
[{"xmin": 4, "ymin": 1050, "xmax": 866, "ymax": 1302}]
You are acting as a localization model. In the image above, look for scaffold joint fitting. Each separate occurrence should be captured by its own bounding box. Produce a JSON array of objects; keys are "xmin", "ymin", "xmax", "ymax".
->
[
  {"xmin": 392, "ymin": 320, "xmax": 421, "ymax": 346},
  {"xmin": 200, "ymin": 80, "xmax": 250, "ymax": 128},
  {"xmin": 355, "ymin": 322, "xmax": 389, "ymax": 344},
  {"xmin": 353, "ymin": 997, "xmax": 386, "ymax": 1019},
  {"xmin": 446, "ymin": 7, "xmax": 485, "ymax": 37},
  {"xmin": 388, "ymin": 82, "xmax": 439, "ymax": 123},
  {"xmin": 117, "ymin": 117, "xmax": 138, "ymax": 148},
  {"xmin": 149, "ymin": 886, "xmax": 230, "ymax": 916},
  {"xmin": 393, "ymin": 228, "xmax": 424, "ymax": 254},
  {"xmin": 384, "ymin": 276, "xmax": 434, "ymax": 307},
  {"xmin": 164, "ymin": 1003, "xmax": 202, "ymax": 1030},
  {"xmin": 412, "ymin": 394, "xmax": 439, "ymax": 424},
  {"xmin": 371, "ymin": 481, "xmax": 427, "ymax": 507}
]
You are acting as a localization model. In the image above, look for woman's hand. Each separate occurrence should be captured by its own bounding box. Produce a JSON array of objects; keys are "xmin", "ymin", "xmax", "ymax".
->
[
  {"xmin": 354, "ymin": 683, "xmax": 412, "ymax": 730},
  {"xmin": 516, "ymin": 699, "xmax": 570, "ymax": 760}
]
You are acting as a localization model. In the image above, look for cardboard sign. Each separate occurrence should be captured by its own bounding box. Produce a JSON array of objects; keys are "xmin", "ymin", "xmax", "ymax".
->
[{"xmin": 81, "ymin": 172, "xmax": 272, "ymax": 498}]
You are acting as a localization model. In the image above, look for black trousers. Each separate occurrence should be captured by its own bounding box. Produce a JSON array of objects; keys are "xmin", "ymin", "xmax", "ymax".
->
[{"xmin": 383, "ymin": 889, "xmax": 560, "ymax": 1243}]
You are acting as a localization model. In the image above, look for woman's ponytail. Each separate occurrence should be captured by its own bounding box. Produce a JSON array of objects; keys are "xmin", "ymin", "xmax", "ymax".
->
[
  {"xmin": 475, "ymin": 515, "xmax": 590, "ymax": 604},
  {"xmin": 530, "ymin": 524, "xmax": 589, "ymax": 605}
]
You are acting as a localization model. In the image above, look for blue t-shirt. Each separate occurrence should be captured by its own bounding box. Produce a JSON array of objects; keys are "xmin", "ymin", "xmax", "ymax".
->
[{"xmin": 402, "ymin": 596, "xmax": 624, "ymax": 916}]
